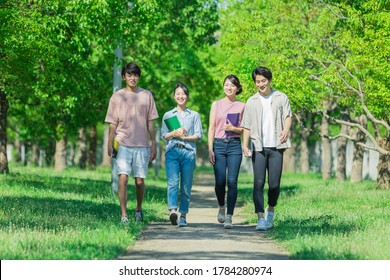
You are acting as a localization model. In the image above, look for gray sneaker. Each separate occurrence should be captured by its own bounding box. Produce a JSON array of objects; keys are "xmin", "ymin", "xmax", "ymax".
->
[
  {"xmin": 265, "ymin": 211, "xmax": 274, "ymax": 229},
  {"xmin": 121, "ymin": 216, "xmax": 129, "ymax": 224},
  {"xmin": 217, "ymin": 207, "xmax": 225, "ymax": 223},
  {"xmin": 134, "ymin": 210, "xmax": 143, "ymax": 222},
  {"xmin": 255, "ymin": 218, "xmax": 267, "ymax": 231},
  {"xmin": 224, "ymin": 214, "xmax": 233, "ymax": 229}
]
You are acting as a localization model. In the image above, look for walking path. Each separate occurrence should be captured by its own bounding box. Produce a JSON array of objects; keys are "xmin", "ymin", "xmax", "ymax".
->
[{"xmin": 117, "ymin": 173, "xmax": 289, "ymax": 260}]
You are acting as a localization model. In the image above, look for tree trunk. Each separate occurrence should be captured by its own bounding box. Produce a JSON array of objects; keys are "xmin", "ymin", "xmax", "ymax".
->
[
  {"xmin": 336, "ymin": 110, "xmax": 349, "ymax": 181},
  {"xmin": 283, "ymin": 117, "xmax": 296, "ymax": 173},
  {"xmin": 377, "ymin": 136, "xmax": 390, "ymax": 189},
  {"xmin": 336, "ymin": 134, "xmax": 348, "ymax": 180},
  {"xmin": 20, "ymin": 142, "xmax": 26, "ymax": 165},
  {"xmin": 0, "ymin": 89, "xmax": 9, "ymax": 174},
  {"xmin": 88, "ymin": 125, "xmax": 97, "ymax": 169},
  {"xmin": 298, "ymin": 111, "xmax": 310, "ymax": 174},
  {"xmin": 350, "ymin": 115, "xmax": 367, "ymax": 183},
  {"xmin": 76, "ymin": 127, "xmax": 87, "ymax": 169},
  {"xmin": 321, "ymin": 102, "xmax": 332, "ymax": 180},
  {"xmin": 54, "ymin": 137, "xmax": 67, "ymax": 171},
  {"xmin": 14, "ymin": 138, "xmax": 21, "ymax": 163},
  {"xmin": 300, "ymin": 140, "xmax": 310, "ymax": 173},
  {"xmin": 30, "ymin": 144, "xmax": 39, "ymax": 166},
  {"xmin": 38, "ymin": 148, "xmax": 46, "ymax": 167},
  {"xmin": 100, "ymin": 125, "xmax": 112, "ymax": 167}
]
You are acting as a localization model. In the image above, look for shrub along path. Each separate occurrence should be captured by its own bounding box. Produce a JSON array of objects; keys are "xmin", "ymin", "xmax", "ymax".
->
[{"xmin": 116, "ymin": 173, "xmax": 289, "ymax": 260}]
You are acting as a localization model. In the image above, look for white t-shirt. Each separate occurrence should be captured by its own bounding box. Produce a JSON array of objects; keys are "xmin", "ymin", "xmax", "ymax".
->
[{"xmin": 260, "ymin": 92, "xmax": 276, "ymax": 147}]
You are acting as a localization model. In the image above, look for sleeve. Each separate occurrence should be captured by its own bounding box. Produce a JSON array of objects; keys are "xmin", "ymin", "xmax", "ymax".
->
[
  {"xmin": 193, "ymin": 112, "xmax": 203, "ymax": 141},
  {"xmin": 161, "ymin": 112, "xmax": 169, "ymax": 142},
  {"xmin": 283, "ymin": 94, "xmax": 292, "ymax": 119},
  {"xmin": 104, "ymin": 96, "xmax": 118, "ymax": 124},
  {"xmin": 240, "ymin": 102, "xmax": 251, "ymax": 129},
  {"xmin": 148, "ymin": 93, "xmax": 159, "ymax": 121}
]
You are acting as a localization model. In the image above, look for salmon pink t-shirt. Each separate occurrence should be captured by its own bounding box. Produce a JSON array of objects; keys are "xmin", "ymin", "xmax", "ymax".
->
[
  {"xmin": 214, "ymin": 98, "xmax": 245, "ymax": 138},
  {"xmin": 105, "ymin": 88, "xmax": 159, "ymax": 147}
]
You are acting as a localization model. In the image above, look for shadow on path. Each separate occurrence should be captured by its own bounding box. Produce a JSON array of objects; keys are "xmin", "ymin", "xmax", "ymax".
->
[{"xmin": 116, "ymin": 173, "xmax": 289, "ymax": 260}]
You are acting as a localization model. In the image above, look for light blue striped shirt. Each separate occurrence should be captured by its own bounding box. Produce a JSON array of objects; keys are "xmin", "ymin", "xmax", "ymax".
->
[{"xmin": 161, "ymin": 107, "xmax": 203, "ymax": 153}]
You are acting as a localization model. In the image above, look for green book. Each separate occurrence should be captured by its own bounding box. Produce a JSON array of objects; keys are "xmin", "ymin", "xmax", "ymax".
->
[{"xmin": 164, "ymin": 115, "xmax": 181, "ymax": 131}]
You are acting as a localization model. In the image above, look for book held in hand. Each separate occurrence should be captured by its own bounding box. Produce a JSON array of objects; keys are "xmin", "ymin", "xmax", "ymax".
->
[
  {"xmin": 112, "ymin": 138, "xmax": 119, "ymax": 158},
  {"xmin": 164, "ymin": 115, "xmax": 181, "ymax": 131},
  {"xmin": 226, "ymin": 113, "xmax": 240, "ymax": 136}
]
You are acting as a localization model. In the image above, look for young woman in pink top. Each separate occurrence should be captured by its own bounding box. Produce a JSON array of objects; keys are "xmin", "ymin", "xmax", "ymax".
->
[{"xmin": 208, "ymin": 75, "xmax": 245, "ymax": 229}]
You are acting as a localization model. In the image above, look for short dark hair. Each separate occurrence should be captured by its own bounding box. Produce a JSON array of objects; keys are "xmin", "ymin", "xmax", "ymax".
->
[
  {"xmin": 122, "ymin": 62, "xmax": 141, "ymax": 77},
  {"xmin": 252, "ymin": 66, "xmax": 272, "ymax": 82},
  {"xmin": 174, "ymin": 82, "xmax": 189, "ymax": 97},
  {"xmin": 224, "ymin": 74, "xmax": 243, "ymax": 95}
]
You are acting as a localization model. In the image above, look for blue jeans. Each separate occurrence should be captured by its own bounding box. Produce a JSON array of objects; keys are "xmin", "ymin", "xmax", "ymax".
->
[
  {"xmin": 213, "ymin": 138, "xmax": 242, "ymax": 215},
  {"xmin": 252, "ymin": 148, "xmax": 284, "ymax": 213},
  {"xmin": 165, "ymin": 147, "xmax": 196, "ymax": 215}
]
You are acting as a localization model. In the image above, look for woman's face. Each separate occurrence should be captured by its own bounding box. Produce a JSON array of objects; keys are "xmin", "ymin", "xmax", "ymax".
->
[
  {"xmin": 255, "ymin": 75, "xmax": 271, "ymax": 95},
  {"xmin": 174, "ymin": 87, "xmax": 188, "ymax": 106},
  {"xmin": 223, "ymin": 79, "xmax": 239, "ymax": 98}
]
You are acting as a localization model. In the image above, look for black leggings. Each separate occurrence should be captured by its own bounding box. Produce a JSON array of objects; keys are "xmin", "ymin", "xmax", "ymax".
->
[{"xmin": 252, "ymin": 148, "xmax": 284, "ymax": 213}]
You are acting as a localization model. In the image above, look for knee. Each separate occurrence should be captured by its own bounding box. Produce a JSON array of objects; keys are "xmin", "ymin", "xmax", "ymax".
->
[
  {"xmin": 119, "ymin": 174, "xmax": 128, "ymax": 185},
  {"xmin": 253, "ymin": 180, "xmax": 265, "ymax": 189},
  {"xmin": 135, "ymin": 178, "xmax": 144, "ymax": 187},
  {"xmin": 227, "ymin": 178, "xmax": 238, "ymax": 188}
]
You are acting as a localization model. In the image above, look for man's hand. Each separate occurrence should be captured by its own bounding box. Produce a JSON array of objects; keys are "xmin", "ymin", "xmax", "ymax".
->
[
  {"xmin": 149, "ymin": 142, "xmax": 157, "ymax": 162},
  {"xmin": 279, "ymin": 130, "xmax": 289, "ymax": 144},
  {"xmin": 108, "ymin": 145, "xmax": 113, "ymax": 157}
]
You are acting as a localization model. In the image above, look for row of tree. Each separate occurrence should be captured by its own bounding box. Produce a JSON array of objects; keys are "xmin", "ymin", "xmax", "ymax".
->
[
  {"xmin": 215, "ymin": 0, "xmax": 389, "ymax": 188},
  {"xmin": 0, "ymin": 0, "xmax": 220, "ymax": 169},
  {"xmin": 1, "ymin": 0, "xmax": 389, "ymax": 188}
]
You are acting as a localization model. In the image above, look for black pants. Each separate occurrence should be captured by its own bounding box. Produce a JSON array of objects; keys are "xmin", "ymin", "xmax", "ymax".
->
[{"xmin": 252, "ymin": 148, "xmax": 284, "ymax": 213}]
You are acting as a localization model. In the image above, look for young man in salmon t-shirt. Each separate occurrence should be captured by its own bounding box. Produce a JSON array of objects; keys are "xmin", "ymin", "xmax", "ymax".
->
[{"xmin": 105, "ymin": 62, "xmax": 159, "ymax": 223}]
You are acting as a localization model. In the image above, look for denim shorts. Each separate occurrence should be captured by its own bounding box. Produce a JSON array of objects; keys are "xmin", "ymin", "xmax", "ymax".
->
[{"xmin": 116, "ymin": 146, "xmax": 150, "ymax": 178}]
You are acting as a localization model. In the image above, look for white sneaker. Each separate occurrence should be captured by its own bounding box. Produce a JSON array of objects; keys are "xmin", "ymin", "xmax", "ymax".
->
[
  {"xmin": 265, "ymin": 211, "xmax": 274, "ymax": 229},
  {"xmin": 217, "ymin": 207, "xmax": 225, "ymax": 223},
  {"xmin": 120, "ymin": 216, "xmax": 129, "ymax": 224},
  {"xmin": 224, "ymin": 214, "xmax": 233, "ymax": 229},
  {"xmin": 256, "ymin": 218, "xmax": 267, "ymax": 231}
]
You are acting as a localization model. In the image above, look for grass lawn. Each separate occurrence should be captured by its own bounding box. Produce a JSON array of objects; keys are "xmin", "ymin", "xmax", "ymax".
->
[
  {"xmin": 1, "ymin": 165, "xmax": 389, "ymax": 259},
  {"xmin": 237, "ymin": 172, "xmax": 390, "ymax": 260},
  {"xmin": 0, "ymin": 165, "xmax": 167, "ymax": 260}
]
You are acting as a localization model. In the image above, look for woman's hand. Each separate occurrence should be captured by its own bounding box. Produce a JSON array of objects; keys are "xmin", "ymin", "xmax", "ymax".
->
[
  {"xmin": 224, "ymin": 119, "xmax": 234, "ymax": 132},
  {"xmin": 173, "ymin": 127, "xmax": 186, "ymax": 138},
  {"xmin": 209, "ymin": 150, "xmax": 215, "ymax": 165},
  {"xmin": 243, "ymin": 147, "xmax": 252, "ymax": 157}
]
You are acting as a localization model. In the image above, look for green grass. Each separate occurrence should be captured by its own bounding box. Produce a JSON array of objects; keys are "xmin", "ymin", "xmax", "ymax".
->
[
  {"xmin": 1, "ymin": 166, "xmax": 389, "ymax": 260},
  {"xmin": 0, "ymin": 165, "xmax": 168, "ymax": 260},
  {"xmin": 238, "ymin": 173, "xmax": 390, "ymax": 260}
]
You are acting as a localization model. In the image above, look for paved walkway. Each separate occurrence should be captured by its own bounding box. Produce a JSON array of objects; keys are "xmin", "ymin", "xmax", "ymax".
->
[{"xmin": 117, "ymin": 173, "xmax": 289, "ymax": 260}]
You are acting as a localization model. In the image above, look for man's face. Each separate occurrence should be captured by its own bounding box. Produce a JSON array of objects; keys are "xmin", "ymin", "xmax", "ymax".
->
[
  {"xmin": 255, "ymin": 75, "xmax": 271, "ymax": 95},
  {"xmin": 123, "ymin": 73, "xmax": 139, "ymax": 87}
]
